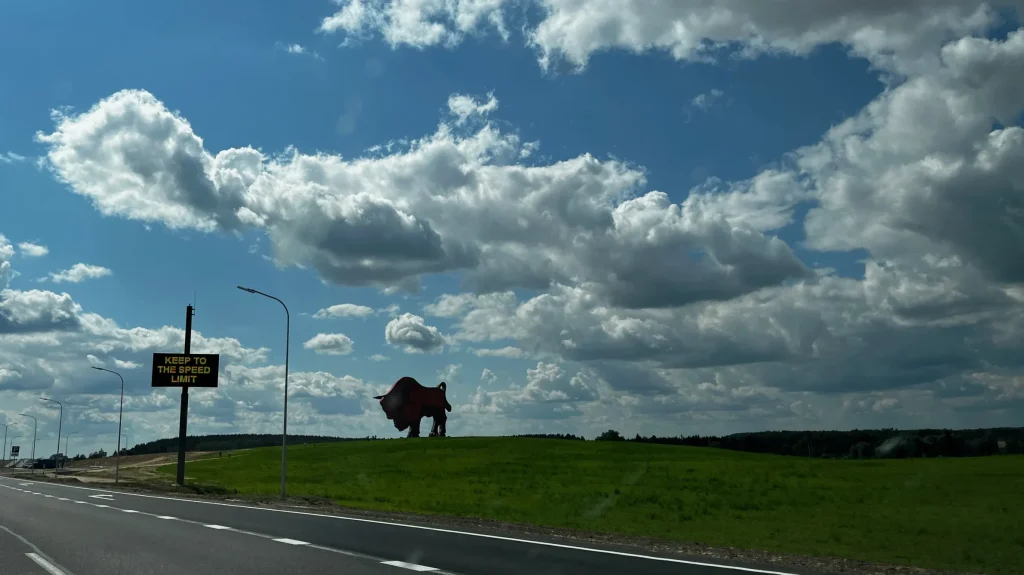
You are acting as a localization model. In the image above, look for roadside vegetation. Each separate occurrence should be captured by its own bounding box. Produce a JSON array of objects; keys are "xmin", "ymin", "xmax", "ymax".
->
[{"xmin": 157, "ymin": 437, "xmax": 1024, "ymax": 575}]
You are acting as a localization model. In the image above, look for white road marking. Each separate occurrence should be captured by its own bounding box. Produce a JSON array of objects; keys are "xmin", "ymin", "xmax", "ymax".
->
[
  {"xmin": 93, "ymin": 504, "xmax": 110, "ymax": 508},
  {"xmin": 74, "ymin": 501, "xmax": 87, "ymax": 504},
  {"xmin": 381, "ymin": 560, "xmax": 439, "ymax": 572},
  {"xmin": 88, "ymin": 494, "xmax": 114, "ymax": 500},
  {"xmin": 273, "ymin": 538, "xmax": 310, "ymax": 545},
  {"xmin": 121, "ymin": 509, "xmax": 139, "ymax": 513},
  {"xmin": 0, "ymin": 476, "xmax": 791, "ymax": 575},
  {"xmin": 57, "ymin": 497, "xmax": 69, "ymax": 501},
  {"xmin": 26, "ymin": 553, "xmax": 67, "ymax": 575},
  {"xmin": 204, "ymin": 524, "xmax": 232, "ymax": 530},
  {"xmin": 155, "ymin": 515, "xmax": 176, "ymax": 520},
  {"xmin": 19, "ymin": 482, "xmax": 32, "ymax": 486}
]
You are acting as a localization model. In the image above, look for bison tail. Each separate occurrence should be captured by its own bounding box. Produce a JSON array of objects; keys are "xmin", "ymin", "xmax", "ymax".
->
[{"xmin": 445, "ymin": 399, "xmax": 452, "ymax": 412}]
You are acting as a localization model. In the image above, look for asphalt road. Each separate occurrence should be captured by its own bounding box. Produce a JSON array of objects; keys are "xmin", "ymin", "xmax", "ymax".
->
[{"xmin": 0, "ymin": 476, "xmax": 815, "ymax": 575}]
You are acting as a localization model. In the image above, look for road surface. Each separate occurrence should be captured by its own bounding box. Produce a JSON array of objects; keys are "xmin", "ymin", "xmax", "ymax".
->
[{"xmin": 0, "ymin": 476, "xmax": 814, "ymax": 575}]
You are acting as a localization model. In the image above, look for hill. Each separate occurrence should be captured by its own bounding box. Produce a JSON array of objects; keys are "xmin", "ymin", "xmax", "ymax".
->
[{"xmin": 157, "ymin": 437, "xmax": 1024, "ymax": 575}]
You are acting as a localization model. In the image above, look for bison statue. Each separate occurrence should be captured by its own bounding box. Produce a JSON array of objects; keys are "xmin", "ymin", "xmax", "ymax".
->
[{"xmin": 373, "ymin": 377, "xmax": 452, "ymax": 438}]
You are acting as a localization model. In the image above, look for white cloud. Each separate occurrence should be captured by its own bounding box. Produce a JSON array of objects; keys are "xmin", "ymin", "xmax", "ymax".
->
[
  {"xmin": 112, "ymin": 358, "xmax": 141, "ymax": 370},
  {"xmin": 369, "ymin": 353, "xmax": 389, "ymax": 361},
  {"xmin": 43, "ymin": 263, "xmax": 112, "ymax": 284},
  {"xmin": 448, "ymin": 92, "xmax": 498, "ymax": 125},
  {"xmin": 473, "ymin": 346, "xmax": 524, "ymax": 358},
  {"xmin": 36, "ymin": 88, "xmax": 807, "ymax": 307},
  {"xmin": 303, "ymin": 333, "xmax": 355, "ymax": 355},
  {"xmin": 0, "ymin": 151, "xmax": 27, "ymax": 164},
  {"xmin": 690, "ymin": 89, "xmax": 724, "ymax": 112},
  {"xmin": 313, "ymin": 303, "xmax": 375, "ymax": 319},
  {"xmin": 315, "ymin": 0, "xmax": 1018, "ymax": 75},
  {"xmin": 319, "ymin": 0, "xmax": 509, "ymax": 48},
  {"xmin": 17, "ymin": 242, "xmax": 48, "ymax": 257},
  {"xmin": 385, "ymin": 313, "xmax": 445, "ymax": 353}
]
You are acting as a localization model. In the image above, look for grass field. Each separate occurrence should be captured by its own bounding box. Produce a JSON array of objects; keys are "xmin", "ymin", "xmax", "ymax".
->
[{"xmin": 157, "ymin": 438, "xmax": 1024, "ymax": 575}]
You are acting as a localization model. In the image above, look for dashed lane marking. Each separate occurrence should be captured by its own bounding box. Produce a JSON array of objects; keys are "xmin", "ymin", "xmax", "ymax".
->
[
  {"xmin": 26, "ymin": 553, "xmax": 67, "ymax": 575},
  {"xmin": 381, "ymin": 560, "xmax": 440, "ymax": 572},
  {"xmin": 2, "ymin": 484, "xmax": 463, "ymax": 575}
]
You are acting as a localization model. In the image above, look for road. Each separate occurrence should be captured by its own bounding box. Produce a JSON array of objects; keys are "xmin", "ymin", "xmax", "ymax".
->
[{"xmin": 0, "ymin": 476, "xmax": 814, "ymax": 575}]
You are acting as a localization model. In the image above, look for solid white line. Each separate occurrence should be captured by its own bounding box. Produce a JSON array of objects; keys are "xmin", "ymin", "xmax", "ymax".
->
[
  {"xmin": 155, "ymin": 515, "xmax": 176, "ymax": 520},
  {"xmin": 272, "ymin": 538, "xmax": 309, "ymax": 545},
  {"xmin": 0, "ymin": 477, "xmax": 796, "ymax": 574},
  {"xmin": 381, "ymin": 560, "xmax": 439, "ymax": 572},
  {"xmin": 26, "ymin": 553, "xmax": 66, "ymax": 575},
  {"xmin": 204, "ymin": 524, "xmax": 232, "ymax": 530}
]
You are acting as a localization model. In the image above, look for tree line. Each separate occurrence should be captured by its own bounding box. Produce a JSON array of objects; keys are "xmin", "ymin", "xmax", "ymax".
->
[
  {"xmin": 89, "ymin": 427, "xmax": 1023, "ymax": 460},
  {"xmin": 592, "ymin": 427, "xmax": 1024, "ymax": 458}
]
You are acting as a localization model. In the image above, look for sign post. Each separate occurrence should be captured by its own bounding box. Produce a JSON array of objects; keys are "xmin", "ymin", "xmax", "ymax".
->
[{"xmin": 150, "ymin": 305, "xmax": 220, "ymax": 486}]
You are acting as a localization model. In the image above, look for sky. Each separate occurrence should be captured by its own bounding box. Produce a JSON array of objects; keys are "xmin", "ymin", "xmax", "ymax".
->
[{"xmin": 1, "ymin": 0, "xmax": 1023, "ymax": 458}]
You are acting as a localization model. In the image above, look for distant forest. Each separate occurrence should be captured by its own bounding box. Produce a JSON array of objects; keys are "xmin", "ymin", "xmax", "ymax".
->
[
  {"xmin": 591, "ymin": 428, "xmax": 1024, "ymax": 458},
  {"xmin": 109, "ymin": 428, "xmax": 1024, "ymax": 459}
]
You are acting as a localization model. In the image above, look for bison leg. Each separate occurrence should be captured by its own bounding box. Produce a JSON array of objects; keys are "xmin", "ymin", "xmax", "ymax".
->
[
  {"xmin": 407, "ymin": 417, "xmax": 422, "ymax": 438},
  {"xmin": 437, "ymin": 413, "xmax": 447, "ymax": 437},
  {"xmin": 429, "ymin": 416, "xmax": 439, "ymax": 437}
]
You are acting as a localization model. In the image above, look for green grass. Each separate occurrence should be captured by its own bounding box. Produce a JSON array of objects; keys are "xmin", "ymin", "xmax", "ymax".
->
[{"xmin": 158, "ymin": 438, "xmax": 1024, "ymax": 574}]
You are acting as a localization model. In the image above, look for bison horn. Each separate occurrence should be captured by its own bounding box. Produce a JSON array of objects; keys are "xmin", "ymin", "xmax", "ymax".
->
[{"xmin": 372, "ymin": 395, "xmax": 384, "ymax": 400}]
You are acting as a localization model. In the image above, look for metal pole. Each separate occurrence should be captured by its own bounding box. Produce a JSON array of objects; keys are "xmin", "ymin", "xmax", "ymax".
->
[
  {"xmin": 64, "ymin": 431, "xmax": 76, "ymax": 467},
  {"xmin": 91, "ymin": 366, "xmax": 124, "ymax": 484},
  {"xmin": 237, "ymin": 286, "xmax": 290, "ymax": 497},
  {"xmin": 40, "ymin": 398, "xmax": 62, "ymax": 477},
  {"xmin": 1, "ymin": 424, "xmax": 8, "ymax": 473},
  {"xmin": 19, "ymin": 414, "xmax": 37, "ymax": 474},
  {"xmin": 176, "ymin": 304, "xmax": 194, "ymax": 486}
]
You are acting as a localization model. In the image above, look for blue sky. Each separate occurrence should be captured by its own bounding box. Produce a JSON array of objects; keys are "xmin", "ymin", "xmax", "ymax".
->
[{"xmin": 1, "ymin": 1, "xmax": 1023, "ymax": 457}]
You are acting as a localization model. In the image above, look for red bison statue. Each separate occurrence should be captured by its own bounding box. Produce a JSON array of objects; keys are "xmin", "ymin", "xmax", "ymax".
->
[{"xmin": 373, "ymin": 377, "xmax": 452, "ymax": 438}]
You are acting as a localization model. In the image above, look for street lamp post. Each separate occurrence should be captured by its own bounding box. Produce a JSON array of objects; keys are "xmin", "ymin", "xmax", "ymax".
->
[
  {"xmin": 19, "ymin": 414, "xmax": 37, "ymax": 474},
  {"xmin": 237, "ymin": 285, "xmax": 290, "ymax": 498},
  {"xmin": 40, "ymin": 397, "xmax": 62, "ymax": 477},
  {"xmin": 91, "ymin": 366, "xmax": 125, "ymax": 484},
  {"xmin": 1, "ymin": 424, "xmax": 10, "ymax": 472},
  {"xmin": 64, "ymin": 431, "xmax": 77, "ymax": 468}
]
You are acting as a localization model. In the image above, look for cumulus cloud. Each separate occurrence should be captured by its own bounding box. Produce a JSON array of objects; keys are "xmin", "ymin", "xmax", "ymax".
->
[
  {"xmin": 313, "ymin": 303, "xmax": 375, "ymax": 319},
  {"xmin": 315, "ymin": 0, "xmax": 1020, "ymax": 74},
  {"xmin": 319, "ymin": 0, "xmax": 510, "ymax": 48},
  {"xmin": 36, "ymin": 88, "xmax": 807, "ymax": 307},
  {"xmin": 17, "ymin": 242, "xmax": 48, "ymax": 257},
  {"xmin": 303, "ymin": 332, "xmax": 355, "ymax": 355},
  {"xmin": 385, "ymin": 313, "xmax": 445, "ymax": 353},
  {"xmin": 43, "ymin": 263, "xmax": 112, "ymax": 283},
  {"xmin": 466, "ymin": 362, "xmax": 600, "ymax": 419},
  {"xmin": 690, "ymin": 89, "xmax": 724, "ymax": 112}
]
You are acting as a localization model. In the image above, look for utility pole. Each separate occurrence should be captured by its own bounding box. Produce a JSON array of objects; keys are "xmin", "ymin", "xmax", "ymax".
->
[{"xmin": 176, "ymin": 304, "xmax": 194, "ymax": 486}]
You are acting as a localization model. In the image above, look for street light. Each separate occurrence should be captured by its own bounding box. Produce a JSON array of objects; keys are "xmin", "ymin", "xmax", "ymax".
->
[
  {"xmin": 91, "ymin": 366, "xmax": 125, "ymax": 485},
  {"xmin": 64, "ymin": 431, "xmax": 77, "ymax": 468},
  {"xmin": 40, "ymin": 397, "xmax": 63, "ymax": 477},
  {"xmin": 237, "ymin": 285, "xmax": 290, "ymax": 497},
  {"xmin": 19, "ymin": 414, "xmax": 37, "ymax": 474},
  {"xmin": 1, "ymin": 424, "xmax": 11, "ymax": 471}
]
